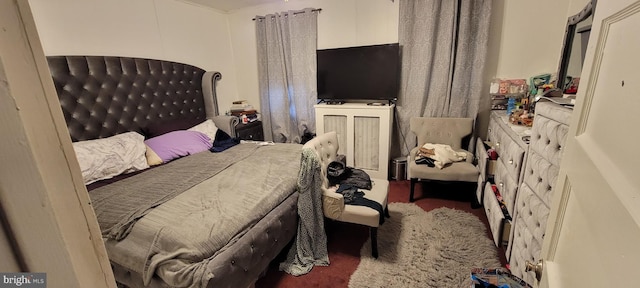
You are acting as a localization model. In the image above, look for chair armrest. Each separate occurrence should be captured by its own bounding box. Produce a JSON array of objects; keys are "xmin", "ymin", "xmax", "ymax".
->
[
  {"xmin": 322, "ymin": 187, "xmax": 344, "ymax": 220},
  {"xmin": 407, "ymin": 147, "xmax": 419, "ymax": 162},
  {"xmin": 457, "ymin": 149, "xmax": 474, "ymax": 164},
  {"xmin": 211, "ymin": 115, "xmax": 239, "ymax": 137}
]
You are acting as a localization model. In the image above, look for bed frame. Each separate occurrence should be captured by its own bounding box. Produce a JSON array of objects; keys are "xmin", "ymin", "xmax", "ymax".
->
[{"xmin": 47, "ymin": 56, "xmax": 298, "ymax": 288}]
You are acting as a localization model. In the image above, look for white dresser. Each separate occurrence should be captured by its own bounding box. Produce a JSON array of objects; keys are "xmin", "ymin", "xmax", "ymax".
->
[
  {"xmin": 507, "ymin": 102, "xmax": 572, "ymax": 284},
  {"xmin": 476, "ymin": 102, "xmax": 572, "ymax": 285},
  {"xmin": 476, "ymin": 110, "xmax": 530, "ymax": 249}
]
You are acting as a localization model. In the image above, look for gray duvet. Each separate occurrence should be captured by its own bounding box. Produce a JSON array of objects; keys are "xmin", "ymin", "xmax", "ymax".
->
[{"xmin": 94, "ymin": 143, "xmax": 302, "ymax": 288}]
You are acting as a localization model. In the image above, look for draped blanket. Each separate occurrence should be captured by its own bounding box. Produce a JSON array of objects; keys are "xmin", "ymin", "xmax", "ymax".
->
[
  {"xmin": 279, "ymin": 148, "xmax": 330, "ymax": 275},
  {"xmin": 90, "ymin": 144, "xmax": 260, "ymax": 240},
  {"xmin": 94, "ymin": 143, "xmax": 302, "ymax": 287}
]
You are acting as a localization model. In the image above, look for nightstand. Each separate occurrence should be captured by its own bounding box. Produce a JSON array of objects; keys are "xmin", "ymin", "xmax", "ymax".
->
[{"xmin": 235, "ymin": 120, "xmax": 264, "ymax": 141}]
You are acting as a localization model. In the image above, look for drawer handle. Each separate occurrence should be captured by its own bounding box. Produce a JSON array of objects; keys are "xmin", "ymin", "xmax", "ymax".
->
[
  {"xmin": 500, "ymin": 182, "xmax": 504, "ymax": 187},
  {"xmin": 489, "ymin": 128, "xmax": 492, "ymax": 133},
  {"xmin": 496, "ymin": 142, "xmax": 500, "ymax": 147},
  {"xmin": 509, "ymin": 160, "xmax": 513, "ymax": 164}
]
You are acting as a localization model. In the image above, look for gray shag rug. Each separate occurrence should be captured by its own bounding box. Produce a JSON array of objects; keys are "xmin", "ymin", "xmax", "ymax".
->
[{"xmin": 349, "ymin": 203, "xmax": 502, "ymax": 288}]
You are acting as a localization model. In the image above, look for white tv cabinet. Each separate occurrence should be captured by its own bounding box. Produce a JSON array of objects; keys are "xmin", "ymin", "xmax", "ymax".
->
[{"xmin": 314, "ymin": 103, "xmax": 394, "ymax": 179}]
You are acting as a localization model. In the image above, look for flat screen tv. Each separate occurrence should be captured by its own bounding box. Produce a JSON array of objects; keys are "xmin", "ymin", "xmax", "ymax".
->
[{"xmin": 317, "ymin": 43, "xmax": 400, "ymax": 102}]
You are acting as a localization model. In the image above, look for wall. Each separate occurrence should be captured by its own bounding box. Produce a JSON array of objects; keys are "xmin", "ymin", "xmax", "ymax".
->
[
  {"xmin": 27, "ymin": 0, "xmax": 590, "ymax": 135},
  {"xmin": 486, "ymin": 0, "xmax": 589, "ymax": 79},
  {"xmin": 28, "ymin": 0, "xmax": 240, "ymax": 113},
  {"xmin": 478, "ymin": 0, "xmax": 589, "ymax": 138},
  {"xmin": 226, "ymin": 0, "xmax": 399, "ymax": 113}
]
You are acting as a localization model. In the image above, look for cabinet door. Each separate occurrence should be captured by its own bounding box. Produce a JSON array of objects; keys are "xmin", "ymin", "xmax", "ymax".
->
[
  {"xmin": 354, "ymin": 116, "xmax": 380, "ymax": 171},
  {"xmin": 314, "ymin": 104, "xmax": 393, "ymax": 179},
  {"xmin": 322, "ymin": 115, "xmax": 347, "ymax": 154}
]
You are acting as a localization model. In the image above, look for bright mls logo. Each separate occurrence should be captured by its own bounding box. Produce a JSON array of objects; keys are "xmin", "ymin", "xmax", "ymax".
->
[{"xmin": 0, "ymin": 273, "xmax": 46, "ymax": 288}]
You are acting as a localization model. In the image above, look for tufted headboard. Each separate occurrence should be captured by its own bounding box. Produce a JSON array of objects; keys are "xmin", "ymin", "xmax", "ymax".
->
[{"xmin": 47, "ymin": 56, "xmax": 223, "ymax": 142}]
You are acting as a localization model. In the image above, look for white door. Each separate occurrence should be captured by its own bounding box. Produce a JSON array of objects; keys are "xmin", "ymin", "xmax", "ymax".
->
[{"xmin": 537, "ymin": 0, "xmax": 640, "ymax": 287}]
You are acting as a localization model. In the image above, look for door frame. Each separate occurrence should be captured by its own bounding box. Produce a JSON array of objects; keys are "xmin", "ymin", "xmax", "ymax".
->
[{"xmin": 0, "ymin": 1, "xmax": 115, "ymax": 287}]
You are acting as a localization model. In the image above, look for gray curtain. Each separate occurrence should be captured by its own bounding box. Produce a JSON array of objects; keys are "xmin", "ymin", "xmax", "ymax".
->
[
  {"xmin": 394, "ymin": 0, "xmax": 492, "ymax": 156},
  {"xmin": 255, "ymin": 8, "xmax": 318, "ymax": 143}
]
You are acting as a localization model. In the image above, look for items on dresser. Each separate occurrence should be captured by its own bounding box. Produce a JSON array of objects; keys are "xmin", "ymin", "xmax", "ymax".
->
[
  {"xmin": 508, "ymin": 109, "xmax": 534, "ymax": 127},
  {"xmin": 489, "ymin": 78, "xmax": 529, "ymax": 114},
  {"xmin": 229, "ymin": 100, "xmax": 260, "ymax": 124},
  {"xmin": 230, "ymin": 99, "xmax": 254, "ymax": 113}
]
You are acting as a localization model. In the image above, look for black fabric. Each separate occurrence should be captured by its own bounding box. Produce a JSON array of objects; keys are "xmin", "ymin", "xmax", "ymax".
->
[
  {"xmin": 300, "ymin": 132, "xmax": 316, "ymax": 144},
  {"xmin": 336, "ymin": 184, "xmax": 385, "ymax": 225},
  {"xmin": 415, "ymin": 156, "xmax": 436, "ymax": 167},
  {"xmin": 327, "ymin": 162, "xmax": 347, "ymax": 183},
  {"xmin": 327, "ymin": 155, "xmax": 347, "ymax": 177},
  {"xmin": 351, "ymin": 196, "xmax": 385, "ymax": 225},
  {"xmin": 329, "ymin": 167, "xmax": 372, "ymax": 190},
  {"xmin": 210, "ymin": 129, "xmax": 240, "ymax": 152},
  {"xmin": 327, "ymin": 155, "xmax": 348, "ymax": 185},
  {"xmin": 47, "ymin": 56, "xmax": 207, "ymax": 141},
  {"xmin": 336, "ymin": 184, "xmax": 359, "ymax": 203},
  {"xmin": 327, "ymin": 154, "xmax": 372, "ymax": 190},
  {"xmin": 343, "ymin": 169, "xmax": 373, "ymax": 190}
]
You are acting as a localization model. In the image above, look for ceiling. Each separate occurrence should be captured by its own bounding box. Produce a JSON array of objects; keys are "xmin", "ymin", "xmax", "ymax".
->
[{"xmin": 187, "ymin": 0, "xmax": 285, "ymax": 12}]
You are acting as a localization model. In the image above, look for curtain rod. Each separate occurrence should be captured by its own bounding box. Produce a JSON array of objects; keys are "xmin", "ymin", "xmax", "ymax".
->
[{"xmin": 252, "ymin": 8, "xmax": 322, "ymax": 21}]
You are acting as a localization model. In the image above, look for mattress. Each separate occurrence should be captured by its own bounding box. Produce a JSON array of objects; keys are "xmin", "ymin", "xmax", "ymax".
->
[{"xmin": 97, "ymin": 143, "xmax": 302, "ymax": 287}]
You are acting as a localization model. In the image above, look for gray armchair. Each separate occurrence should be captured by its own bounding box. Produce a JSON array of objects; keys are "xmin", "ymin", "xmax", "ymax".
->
[{"xmin": 407, "ymin": 117, "xmax": 479, "ymax": 202}]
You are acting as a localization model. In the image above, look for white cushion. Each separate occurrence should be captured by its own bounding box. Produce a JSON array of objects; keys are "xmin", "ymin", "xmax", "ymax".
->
[
  {"xmin": 333, "ymin": 178, "xmax": 388, "ymax": 227},
  {"xmin": 72, "ymin": 132, "xmax": 148, "ymax": 185},
  {"xmin": 187, "ymin": 119, "xmax": 219, "ymax": 144}
]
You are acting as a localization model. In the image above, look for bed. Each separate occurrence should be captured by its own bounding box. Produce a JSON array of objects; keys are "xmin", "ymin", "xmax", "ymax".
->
[{"xmin": 47, "ymin": 56, "xmax": 301, "ymax": 288}]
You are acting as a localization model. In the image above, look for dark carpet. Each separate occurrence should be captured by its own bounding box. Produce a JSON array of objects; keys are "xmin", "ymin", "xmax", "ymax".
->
[{"xmin": 255, "ymin": 180, "xmax": 508, "ymax": 288}]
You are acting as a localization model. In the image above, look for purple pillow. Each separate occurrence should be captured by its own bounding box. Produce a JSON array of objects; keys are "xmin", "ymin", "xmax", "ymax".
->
[{"xmin": 144, "ymin": 130, "xmax": 212, "ymax": 163}]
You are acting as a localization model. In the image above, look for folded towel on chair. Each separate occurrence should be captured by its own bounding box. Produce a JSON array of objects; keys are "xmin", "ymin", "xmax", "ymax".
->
[{"xmin": 416, "ymin": 143, "xmax": 467, "ymax": 169}]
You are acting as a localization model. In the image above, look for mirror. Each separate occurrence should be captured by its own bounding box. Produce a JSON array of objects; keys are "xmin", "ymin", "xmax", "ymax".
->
[{"xmin": 556, "ymin": 0, "xmax": 597, "ymax": 96}]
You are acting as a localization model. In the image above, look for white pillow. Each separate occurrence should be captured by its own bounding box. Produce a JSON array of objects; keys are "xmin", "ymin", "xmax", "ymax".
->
[
  {"xmin": 187, "ymin": 119, "xmax": 219, "ymax": 144},
  {"xmin": 72, "ymin": 132, "xmax": 149, "ymax": 185}
]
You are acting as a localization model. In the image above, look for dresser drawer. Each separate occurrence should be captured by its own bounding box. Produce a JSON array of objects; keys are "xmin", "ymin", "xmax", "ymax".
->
[
  {"xmin": 493, "ymin": 134, "xmax": 525, "ymax": 181},
  {"xmin": 487, "ymin": 119, "xmax": 500, "ymax": 144},
  {"xmin": 521, "ymin": 149, "xmax": 560, "ymax": 206},
  {"xmin": 483, "ymin": 182, "xmax": 510, "ymax": 247},
  {"xmin": 476, "ymin": 174, "xmax": 484, "ymax": 205},
  {"xmin": 475, "ymin": 138, "xmax": 494, "ymax": 180},
  {"xmin": 494, "ymin": 159, "xmax": 519, "ymax": 215},
  {"xmin": 508, "ymin": 183, "xmax": 550, "ymax": 281}
]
